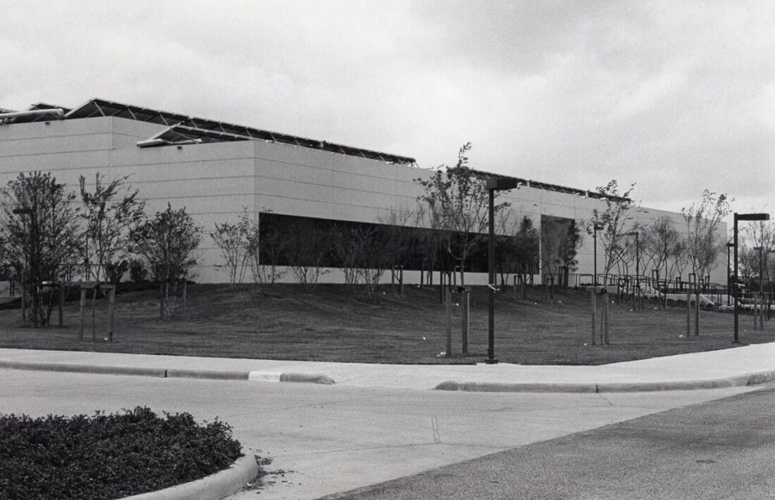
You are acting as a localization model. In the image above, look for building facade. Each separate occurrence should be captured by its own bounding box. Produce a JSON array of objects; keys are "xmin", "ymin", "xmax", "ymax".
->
[{"xmin": 0, "ymin": 99, "xmax": 727, "ymax": 286}]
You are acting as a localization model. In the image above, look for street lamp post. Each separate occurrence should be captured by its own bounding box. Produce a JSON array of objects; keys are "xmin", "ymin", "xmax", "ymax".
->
[
  {"xmin": 726, "ymin": 241, "xmax": 734, "ymax": 306},
  {"xmin": 593, "ymin": 223, "xmax": 604, "ymax": 286},
  {"xmin": 733, "ymin": 213, "xmax": 770, "ymax": 343},
  {"xmin": 485, "ymin": 177, "xmax": 519, "ymax": 364}
]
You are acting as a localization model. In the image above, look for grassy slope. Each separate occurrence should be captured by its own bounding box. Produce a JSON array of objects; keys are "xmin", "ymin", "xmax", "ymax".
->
[{"xmin": 0, "ymin": 283, "xmax": 772, "ymax": 365}]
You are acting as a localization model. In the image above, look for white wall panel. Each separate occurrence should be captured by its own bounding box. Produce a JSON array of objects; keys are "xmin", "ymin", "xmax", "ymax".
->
[
  {"xmin": 0, "ymin": 117, "xmax": 112, "ymax": 141},
  {"xmin": 112, "ymin": 161, "xmax": 254, "ymax": 184},
  {"xmin": 255, "ymin": 194, "xmax": 333, "ymax": 219},
  {"xmin": 256, "ymin": 177, "xmax": 333, "ymax": 204},
  {"xmin": 332, "ymin": 170, "xmax": 397, "ymax": 194},
  {"xmin": 256, "ymin": 159, "xmax": 332, "ymax": 185},
  {"xmin": 254, "ymin": 140, "xmax": 333, "ymax": 169},
  {"xmin": 0, "ymin": 134, "xmax": 111, "ymax": 157},
  {"xmin": 0, "ymin": 151, "xmax": 110, "ymax": 173},
  {"xmin": 332, "ymin": 155, "xmax": 398, "ymax": 181}
]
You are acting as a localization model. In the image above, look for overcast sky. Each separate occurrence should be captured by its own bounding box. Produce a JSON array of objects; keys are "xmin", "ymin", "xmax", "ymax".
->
[{"xmin": 2, "ymin": 0, "xmax": 773, "ymax": 219}]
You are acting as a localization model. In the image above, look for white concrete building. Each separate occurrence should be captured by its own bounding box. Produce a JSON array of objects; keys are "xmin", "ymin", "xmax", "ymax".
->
[{"xmin": 0, "ymin": 99, "xmax": 726, "ymax": 286}]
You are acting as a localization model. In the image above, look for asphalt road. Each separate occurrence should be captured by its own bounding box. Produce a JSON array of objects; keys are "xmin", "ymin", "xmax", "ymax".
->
[
  {"xmin": 328, "ymin": 382, "xmax": 775, "ymax": 500},
  {"xmin": 0, "ymin": 368, "xmax": 763, "ymax": 499}
]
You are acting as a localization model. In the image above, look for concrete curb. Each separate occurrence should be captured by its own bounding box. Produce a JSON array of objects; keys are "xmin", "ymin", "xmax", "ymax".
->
[
  {"xmin": 434, "ymin": 381, "xmax": 598, "ymax": 393},
  {"xmin": 166, "ymin": 369, "xmax": 249, "ymax": 381},
  {"xmin": 280, "ymin": 372, "xmax": 336, "ymax": 385},
  {"xmin": 434, "ymin": 370, "xmax": 775, "ymax": 393},
  {"xmin": 248, "ymin": 371, "xmax": 335, "ymax": 385},
  {"xmin": 0, "ymin": 361, "xmax": 336, "ymax": 385},
  {"xmin": 2, "ymin": 359, "xmax": 774, "ymax": 392},
  {"xmin": 0, "ymin": 360, "xmax": 166, "ymax": 378},
  {"xmin": 121, "ymin": 454, "xmax": 258, "ymax": 500}
]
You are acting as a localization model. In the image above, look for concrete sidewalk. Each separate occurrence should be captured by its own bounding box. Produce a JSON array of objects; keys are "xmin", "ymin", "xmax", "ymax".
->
[{"xmin": 0, "ymin": 343, "xmax": 773, "ymax": 392}]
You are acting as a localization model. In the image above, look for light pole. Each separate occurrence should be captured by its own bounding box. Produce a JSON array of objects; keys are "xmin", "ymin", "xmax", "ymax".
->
[
  {"xmin": 734, "ymin": 213, "xmax": 770, "ymax": 343},
  {"xmin": 726, "ymin": 241, "xmax": 734, "ymax": 305},
  {"xmin": 485, "ymin": 177, "xmax": 518, "ymax": 364},
  {"xmin": 593, "ymin": 223, "xmax": 604, "ymax": 286}
]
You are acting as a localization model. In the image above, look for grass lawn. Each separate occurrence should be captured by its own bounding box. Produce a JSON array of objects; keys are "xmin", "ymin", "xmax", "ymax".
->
[{"xmin": 0, "ymin": 283, "xmax": 772, "ymax": 365}]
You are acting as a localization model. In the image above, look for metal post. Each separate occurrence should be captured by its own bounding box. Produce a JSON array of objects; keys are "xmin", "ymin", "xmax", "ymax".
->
[
  {"xmin": 686, "ymin": 291, "xmax": 691, "ymax": 338},
  {"xmin": 593, "ymin": 229, "xmax": 597, "ymax": 286},
  {"xmin": 603, "ymin": 290, "xmax": 610, "ymax": 345},
  {"xmin": 513, "ymin": 275, "xmax": 517, "ymax": 301},
  {"xmin": 591, "ymin": 288, "xmax": 597, "ymax": 345},
  {"xmin": 108, "ymin": 285, "xmax": 115, "ymax": 342},
  {"xmin": 79, "ymin": 287, "xmax": 86, "ymax": 341},
  {"xmin": 91, "ymin": 287, "xmax": 97, "ymax": 341},
  {"xmin": 445, "ymin": 285, "xmax": 452, "ymax": 358},
  {"xmin": 461, "ymin": 289, "xmax": 469, "ymax": 355},
  {"xmin": 734, "ymin": 215, "xmax": 739, "ymax": 343},
  {"xmin": 160, "ymin": 281, "xmax": 166, "ymax": 320},
  {"xmin": 487, "ymin": 188, "xmax": 497, "ymax": 364},
  {"xmin": 58, "ymin": 284, "xmax": 64, "ymax": 328},
  {"xmin": 727, "ymin": 242, "xmax": 733, "ymax": 306},
  {"xmin": 635, "ymin": 233, "xmax": 640, "ymax": 310},
  {"xmin": 695, "ymin": 289, "xmax": 700, "ymax": 336}
]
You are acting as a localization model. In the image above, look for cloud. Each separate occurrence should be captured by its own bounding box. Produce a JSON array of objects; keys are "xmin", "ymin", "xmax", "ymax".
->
[{"xmin": 0, "ymin": 0, "xmax": 773, "ymax": 218}]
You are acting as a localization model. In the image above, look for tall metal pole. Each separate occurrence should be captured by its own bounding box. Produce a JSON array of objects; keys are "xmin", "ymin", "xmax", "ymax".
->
[
  {"xmin": 487, "ymin": 187, "xmax": 497, "ymax": 364},
  {"xmin": 727, "ymin": 243, "xmax": 732, "ymax": 306},
  {"xmin": 593, "ymin": 229, "xmax": 597, "ymax": 286},
  {"xmin": 734, "ymin": 214, "xmax": 739, "ymax": 343}
]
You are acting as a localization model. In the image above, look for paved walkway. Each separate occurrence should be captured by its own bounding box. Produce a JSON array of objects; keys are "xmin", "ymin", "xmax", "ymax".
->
[{"xmin": 1, "ymin": 343, "xmax": 774, "ymax": 392}]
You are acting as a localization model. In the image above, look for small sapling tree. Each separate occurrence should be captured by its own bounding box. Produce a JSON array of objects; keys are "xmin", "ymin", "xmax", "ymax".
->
[
  {"xmin": 130, "ymin": 204, "xmax": 202, "ymax": 319},
  {"xmin": 211, "ymin": 214, "xmax": 249, "ymax": 286},
  {"xmin": 681, "ymin": 190, "xmax": 731, "ymax": 282},
  {"xmin": 0, "ymin": 172, "xmax": 81, "ymax": 326},
  {"xmin": 643, "ymin": 216, "xmax": 684, "ymax": 305},
  {"xmin": 80, "ymin": 173, "xmax": 145, "ymax": 283},
  {"xmin": 586, "ymin": 180, "xmax": 636, "ymax": 286},
  {"xmin": 245, "ymin": 210, "xmax": 287, "ymax": 294},
  {"xmin": 416, "ymin": 143, "xmax": 508, "ymax": 285}
]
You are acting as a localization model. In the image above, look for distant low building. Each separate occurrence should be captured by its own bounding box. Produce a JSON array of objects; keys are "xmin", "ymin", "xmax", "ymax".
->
[{"xmin": 0, "ymin": 98, "xmax": 726, "ymax": 286}]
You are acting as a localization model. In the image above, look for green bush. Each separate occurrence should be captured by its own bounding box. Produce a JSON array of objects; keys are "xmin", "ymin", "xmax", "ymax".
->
[{"xmin": 0, "ymin": 406, "xmax": 242, "ymax": 500}]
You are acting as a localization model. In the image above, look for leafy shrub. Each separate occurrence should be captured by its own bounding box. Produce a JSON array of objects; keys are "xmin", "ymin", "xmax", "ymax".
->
[{"xmin": 0, "ymin": 406, "xmax": 242, "ymax": 500}]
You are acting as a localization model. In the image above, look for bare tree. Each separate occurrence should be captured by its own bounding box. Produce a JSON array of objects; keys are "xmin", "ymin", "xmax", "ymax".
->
[
  {"xmin": 130, "ymin": 204, "xmax": 202, "ymax": 318},
  {"xmin": 0, "ymin": 172, "xmax": 81, "ymax": 326},
  {"xmin": 329, "ymin": 223, "xmax": 364, "ymax": 289},
  {"xmin": 586, "ymin": 180, "xmax": 636, "ymax": 285},
  {"xmin": 245, "ymin": 210, "xmax": 287, "ymax": 294},
  {"xmin": 286, "ymin": 223, "xmax": 329, "ymax": 293},
  {"xmin": 643, "ymin": 216, "xmax": 683, "ymax": 284},
  {"xmin": 414, "ymin": 201, "xmax": 444, "ymax": 286},
  {"xmin": 80, "ymin": 173, "xmax": 145, "ymax": 283},
  {"xmin": 740, "ymin": 216, "xmax": 775, "ymax": 290},
  {"xmin": 416, "ymin": 143, "xmax": 508, "ymax": 285},
  {"xmin": 681, "ymin": 190, "xmax": 731, "ymax": 281},
  {"xmin": 210, "ymin": 217, "xmax": 249, "ymax": 286},
  {"xmin": 378, "ymin": 206, "xmax": 416, "ymax": 273}
]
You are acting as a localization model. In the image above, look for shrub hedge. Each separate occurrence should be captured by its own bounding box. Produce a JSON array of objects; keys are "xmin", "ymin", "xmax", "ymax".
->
[{"xmin": 0, "ymin": 406, "xmax": 243, "ymax": 500}]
